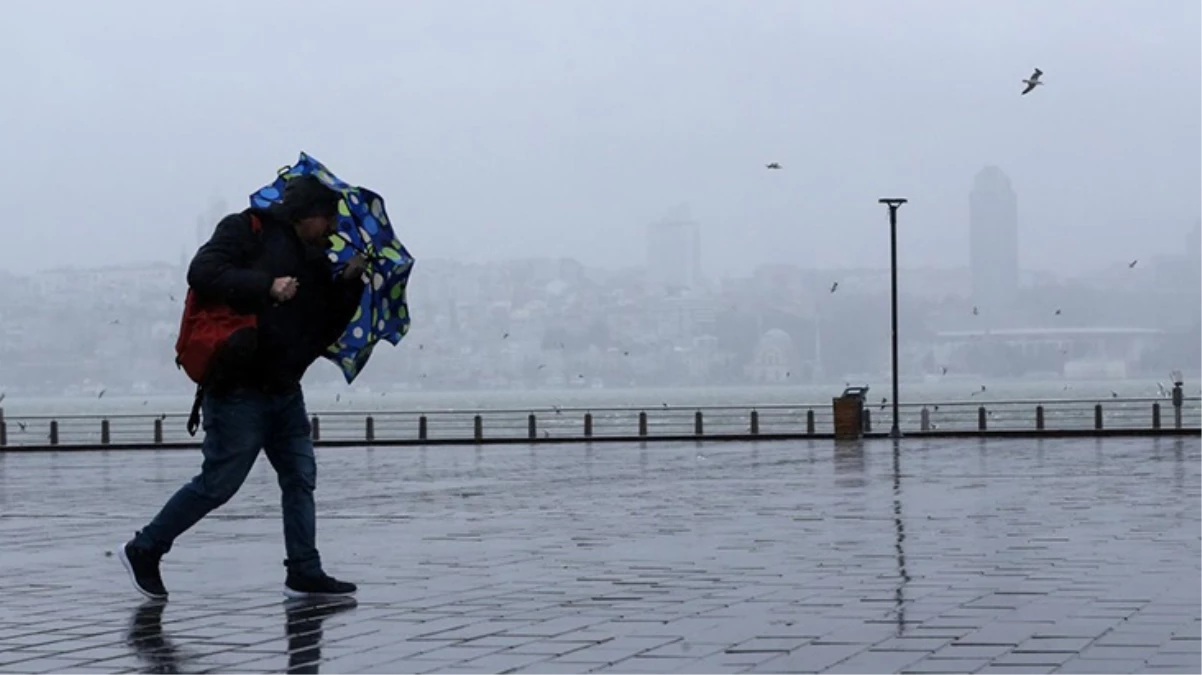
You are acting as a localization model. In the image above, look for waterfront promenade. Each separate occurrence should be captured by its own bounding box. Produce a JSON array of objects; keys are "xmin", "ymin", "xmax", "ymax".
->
[{"xmin": 0, "ymin": 437, "xmax": 1198, "ymax": 673}]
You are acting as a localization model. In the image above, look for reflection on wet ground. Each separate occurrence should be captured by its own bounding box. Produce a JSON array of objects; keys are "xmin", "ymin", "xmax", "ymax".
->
[{"xmin": 0, "ymin": 437, "xmax": 1198, "ymax": 673}]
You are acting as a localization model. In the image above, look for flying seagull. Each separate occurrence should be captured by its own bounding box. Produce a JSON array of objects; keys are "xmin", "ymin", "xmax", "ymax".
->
[
  {"xmin": 765, "ymin": 162, "xmax": 781, "ymax": 170},
  {"xmin": 1021, "ymin": 68, "xmax": 1043, "ymax": 95},
  {"xmin": 1128, "ymin": 259, "xmax": 1138, "ymax": 268},
  {"xmin": 829, "ymin": 281, "xmax": 838, "ymax": 293}
]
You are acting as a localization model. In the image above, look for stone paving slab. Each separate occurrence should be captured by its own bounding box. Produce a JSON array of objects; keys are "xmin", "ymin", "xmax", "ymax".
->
[{"xmin": 0, "ymin": 436, "xmax": 1198, "ymax": 674}]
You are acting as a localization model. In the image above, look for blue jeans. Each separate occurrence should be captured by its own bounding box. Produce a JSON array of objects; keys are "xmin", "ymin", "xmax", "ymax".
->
[{"xmin": 132, "ymin": 387, "xmax": 322, "ymax": 577}]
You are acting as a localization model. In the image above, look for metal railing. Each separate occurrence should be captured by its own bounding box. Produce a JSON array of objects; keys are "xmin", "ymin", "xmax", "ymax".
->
[{"xmin": 0, "ymin": 396, "xmax": 1198, "ymax": 450}]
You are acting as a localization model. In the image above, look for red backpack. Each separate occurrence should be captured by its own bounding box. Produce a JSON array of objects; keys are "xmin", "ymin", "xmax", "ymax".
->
[{"xmin": 175, "ymin": 214, "xmax": 263, "ymax": 433}]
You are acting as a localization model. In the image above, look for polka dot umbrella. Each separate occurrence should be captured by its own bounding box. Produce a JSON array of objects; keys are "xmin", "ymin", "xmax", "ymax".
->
[{"xmin": 250, "ymin": 152, "xmax": 415, "ymax": 383}]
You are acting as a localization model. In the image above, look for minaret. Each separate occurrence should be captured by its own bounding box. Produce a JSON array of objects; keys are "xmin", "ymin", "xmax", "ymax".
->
[
  {"xmin": 178, "ymin": 246, "xmax": 189, "ymax": 286},
  {"xmin": 812, "ymin": 314, "xmax": 823, "ymax": 382},
  {"xmin": 195, "ymin": 215, "xmax": 208, "ymax": 249}
]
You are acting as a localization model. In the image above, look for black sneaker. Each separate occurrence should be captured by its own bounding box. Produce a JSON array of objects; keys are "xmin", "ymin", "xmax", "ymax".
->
[
  {"xmin": 118, "ymin": 541, "xmax": 168, "ymax": 600},
  {"xmin": 284, "ymin": 572, "xmax": 357, "ymax": 599}
]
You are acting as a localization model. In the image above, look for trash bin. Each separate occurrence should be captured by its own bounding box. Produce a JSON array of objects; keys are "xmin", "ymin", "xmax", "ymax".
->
[{"xmin": 833, "ymin": 386, "xmax": 870, "ymax": 440}]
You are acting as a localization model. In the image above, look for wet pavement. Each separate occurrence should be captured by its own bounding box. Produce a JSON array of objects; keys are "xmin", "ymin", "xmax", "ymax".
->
[{"xmin": 0, "ymin": 437, "xmax": 1199, "ymax": 674}]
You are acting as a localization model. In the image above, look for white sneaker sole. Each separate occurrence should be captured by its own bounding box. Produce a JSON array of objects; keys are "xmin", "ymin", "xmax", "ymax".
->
[
  {"xmin": 283, "ymin": 586, "xmax": 357, "ymax": 599},
  {"xmin": 117, "ymin": 543, "xmax": 168, "ymax": 601}
]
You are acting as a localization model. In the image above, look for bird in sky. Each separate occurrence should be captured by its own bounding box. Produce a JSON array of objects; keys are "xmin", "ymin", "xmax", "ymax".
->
[
  {"xmin": 829, "ymin": 282, "xmax": 838, "ymax": 293},
  {"xmin": 1128, "ymin": 259, "xmax": 1138, "ymax": 268},
  {"xmin": 765, "ymin": 162, "xmax": 781, "ymax": 170},
  {"xmin": 1021, "ymin": 68, "xmax": 1043, "ymax": 95}
]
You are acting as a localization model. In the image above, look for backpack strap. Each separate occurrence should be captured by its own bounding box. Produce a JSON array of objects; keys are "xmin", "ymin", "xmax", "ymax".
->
[{"xmin": 186, "ymin": 385, "xmax": 204, "ymax": 436}]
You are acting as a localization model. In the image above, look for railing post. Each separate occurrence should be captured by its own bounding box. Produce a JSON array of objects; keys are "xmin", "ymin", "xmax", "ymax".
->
[
  {"xmin": 638, "ymin": 411, "xmax": 648, "ymax": 437},
  {"xmin": 1036, "ymin": 405, "xmax": 1045, "ymax": 431},
  {"xmin": 528, "ymin": 413, "xmax": 537, "ymax": 440},
  {"xmin": 418, "ymin": 415, "xmax": 428, "ymax": 440},
  {"xmin": 1094, "ymin": 404, "xmax": 1103, "ymax": 430},
  {"xmin": 694, "ymin": 411, "xmax": 703, "ymax": 436},
  {"xmin": 49, "ymin": 420, "xmax": 59, "ymax": 446},
  {"xmin": 920, "ymin": 407, "xmax": 930, "ymax": 431},
  {"xmin": 365, "ymin": 416, "xmax": 375, "ymax": 443},
  {"xmin": 1152, "ymin": 403, "xmax": 1161, "ymax": 430},
  {"xmin": 310, "ymin": 416, "xmax": 320, "ymax": 441},
  {"xmin": 0, "ymin": 406, "xmax": 5, "ymax": 446},
  {"xmin": 749, "ymin": 410, "xmax": 759, "ymax": 435},
  {"xmin": 863, "ymin": 409, "xmax": 872, "ymax": 433},
  {"xmin": 101, "ymin": 419, "xmax": 110, "ymax": 445},
  {"xmin": 474, "ymin": 414, "xmax": 483, "ymax": 443},
  {"xmin": 583, "ymin": 413, "xmax": 593, "ymax": 438},
  {"xmin": 977, "ymin": 406, "xmax": 987, "ymax": 431},
  {"xmin": 1172, "ymin": 383, "xmax": 1183, "ymax": 429},
  {"xmin": 806, "ymin": 409, "xmax": 815, "ymax": 435}
]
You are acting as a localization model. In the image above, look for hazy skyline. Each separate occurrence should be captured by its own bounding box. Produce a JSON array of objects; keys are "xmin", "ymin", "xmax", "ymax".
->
[{"xmin": 0, "ymin": 0, "xmax": 1198, "ymax": 278}]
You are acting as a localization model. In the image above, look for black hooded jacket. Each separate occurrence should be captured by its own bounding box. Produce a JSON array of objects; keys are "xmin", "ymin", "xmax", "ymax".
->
[{"xmin": 186, "ymin": 208, "xmax": 364, "ymax": 392}]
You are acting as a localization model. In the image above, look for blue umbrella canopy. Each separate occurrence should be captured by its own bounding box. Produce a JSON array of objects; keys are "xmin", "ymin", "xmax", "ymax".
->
[{"xmin": 250, "ymin": 152, "xmax": 415, "ymax": 382}]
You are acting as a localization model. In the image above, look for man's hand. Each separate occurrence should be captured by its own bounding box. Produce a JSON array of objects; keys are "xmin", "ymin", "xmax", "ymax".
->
[
  {"xmin": 270, "ymin": 276, "xmax": 299, "ymax": 302},
  {"xmin": 342, "ymin": 254, "xmax": 367, "ymax": 281}
]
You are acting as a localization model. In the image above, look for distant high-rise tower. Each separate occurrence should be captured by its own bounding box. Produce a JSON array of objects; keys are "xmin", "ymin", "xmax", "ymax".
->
[
  {"xmin": 196, "ymin": 197, "xmax": 228, "ymax": 248},
  {"xmin": 969, "ymin": 166, "xmax": 1019, "ymax": 309},
  {"xmin": 1188, "ymin": 218, "xmax": 1201, "ymax": 258},
  {"xmin": 195, "ymin": 215, "xmax": 209, "ymax": 249},
  {"xmin": 646, "ymin": 218, "xmax": 701, "ymax": 292}
]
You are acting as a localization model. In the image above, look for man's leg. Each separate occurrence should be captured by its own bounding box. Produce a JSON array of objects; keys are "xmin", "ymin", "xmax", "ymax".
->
[
  {"xmin": 264, "ymin": 389, "xmax": 355, "ymax": 598},
  {"xmin": 121, "ymin": 389, "xmax": 267, "ymax": 599}
]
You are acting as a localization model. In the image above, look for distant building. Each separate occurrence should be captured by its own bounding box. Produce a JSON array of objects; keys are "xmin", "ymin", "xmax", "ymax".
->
[
  {"xmin": 1188, "ymin": 219, "xmax": 1201, "ymax": 260},
  {"xmin": 746, "ymin": 329, "xmax": 794, "ymax": 383},
  {"xmin": 195, "ymin": 216, "xmax": 209, "ymax": 250},
  {"xmin": 646, "ymin": 218, "xmax": 701, "ymax": 292},
  {"xmin": 969, "ymin": 166, "xmax": 1019, "ymax": 309},
  {"xmin": 196, "ymin": 197, "xmax": 229, "ymax": 248},
  {"xmin": 27, "ymin": 263, "xmax": 179, "ymax": 298}
]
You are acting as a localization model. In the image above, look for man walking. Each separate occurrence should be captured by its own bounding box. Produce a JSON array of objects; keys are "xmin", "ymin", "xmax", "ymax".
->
[{"xmin": 120, "ymin": 175, "xmax": 365, "ymax": 600}]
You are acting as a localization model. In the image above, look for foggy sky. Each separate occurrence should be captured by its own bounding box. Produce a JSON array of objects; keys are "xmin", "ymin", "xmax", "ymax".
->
[{"xmin": 0, "ymin": 0, "xmax": 1198, "ymax": 278}]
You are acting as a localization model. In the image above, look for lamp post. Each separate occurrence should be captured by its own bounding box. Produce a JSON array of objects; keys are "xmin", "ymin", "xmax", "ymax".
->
[{"xmin": 878, "ymin": 198, "xmax": 907, "ymax": 439}]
